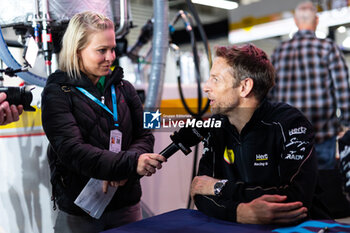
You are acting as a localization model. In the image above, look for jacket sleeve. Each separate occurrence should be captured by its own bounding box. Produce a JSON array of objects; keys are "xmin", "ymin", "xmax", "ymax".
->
[
  {"xmin": 42, "ymin": 83, "xmax": 142, "ymax": 181},
  {"xmin": 121, "ymin": 80, "xmax": 154, "ymax": 154},
  {"xmin": 194, "ymin": 131, "xmax": 239, "ymax": 221},
  {"xmin": 194, "ymin": 111, "xmax": 318, "ymax": 222},
  {"xmin": 328, "ymin": 42, "xmax": 350, "ymax": 126}
]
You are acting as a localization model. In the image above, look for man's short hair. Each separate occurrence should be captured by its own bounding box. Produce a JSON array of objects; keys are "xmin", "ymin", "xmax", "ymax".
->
[{"xmin": 215, "ymin": 44, "xmax": 275, "ymax": 101}]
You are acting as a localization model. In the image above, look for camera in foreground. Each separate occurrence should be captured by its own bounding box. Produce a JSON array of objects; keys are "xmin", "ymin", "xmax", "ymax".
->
[{"xmin": 0, "ymin": 86, "xmax": 35, "ymax": 111}]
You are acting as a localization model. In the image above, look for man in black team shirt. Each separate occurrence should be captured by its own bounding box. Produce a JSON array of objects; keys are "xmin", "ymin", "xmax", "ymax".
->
[{"xmin": 190, "ymin": 44, "xmax": 329, "ymax": 225}]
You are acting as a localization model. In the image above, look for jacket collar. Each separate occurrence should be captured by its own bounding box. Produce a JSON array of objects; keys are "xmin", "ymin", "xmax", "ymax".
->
[
  {"xmin": 220, "ymin": 98, "xmax": 271, "ymax": 135},
  {"xmin": 46, "ymin": 67, "xmax": 124, "ymax": 90},
  {"xmin": 246, "ymin": 98, "xmax": 270, "ymax": 125},
  {"xmin": 293, "ymin": 30, "xmax": 316, "ymax": 39}
]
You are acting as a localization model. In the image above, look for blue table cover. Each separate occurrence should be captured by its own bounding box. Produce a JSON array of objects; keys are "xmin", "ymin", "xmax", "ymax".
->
[{"xmin": 102, "ymin": 208, "xmax": 350, "ymax": 233}]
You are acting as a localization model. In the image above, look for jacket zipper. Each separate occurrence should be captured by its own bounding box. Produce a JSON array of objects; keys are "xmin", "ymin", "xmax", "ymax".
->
[{"xmin": 237, "ymin": 134, "xmax": 249, "ymax": 180}]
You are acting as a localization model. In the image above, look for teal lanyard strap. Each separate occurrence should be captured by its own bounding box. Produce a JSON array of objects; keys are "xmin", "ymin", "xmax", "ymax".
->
[
  {"xmin": 76, "ymin": 86, "xmax": 119, "ymax": 126},
  {"xmin": 111, "ymin": 84, "xmax": 118, "ymax": 125}
]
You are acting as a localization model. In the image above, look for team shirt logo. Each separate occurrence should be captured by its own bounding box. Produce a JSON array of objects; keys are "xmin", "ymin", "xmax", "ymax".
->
[
  {"xmin": 254, "ymin": 153, "xmax": 269, "ymax": 166},
  {"xmin": 224, "ymin": 146, "xmax": 235, "ymax": 164},
  {"xmin": 256, "ymin": 154, "xmax": 268, "ymax": 161}
]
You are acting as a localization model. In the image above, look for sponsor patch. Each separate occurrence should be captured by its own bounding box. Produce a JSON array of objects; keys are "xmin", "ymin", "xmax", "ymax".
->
[
  {"xmin": 254, "ymin": 162, "xmax": 268, "ymax": 166},
  {"xmin": 256, "ymin": 153, "xmax": 268, "ymax": 161},
  {"xmin": 285, "ymin": 151, "xmax": 304, "ymax": 160},
  {"xmin": 286, "ymin": 137, "xmax": 309, "ymax": 148},
  {"xmin": 224, "ymin": 147, "xmax": 234, "ymax": 164},
  {"xmin": 289, "ymin": 127, "xmax": 307, "ymax": 136}
]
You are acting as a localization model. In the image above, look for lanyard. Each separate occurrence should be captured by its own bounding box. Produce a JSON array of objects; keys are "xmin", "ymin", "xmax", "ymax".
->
[{"xmin": 76, "ymin": 84, "xmax": 119, "ymax": 126}]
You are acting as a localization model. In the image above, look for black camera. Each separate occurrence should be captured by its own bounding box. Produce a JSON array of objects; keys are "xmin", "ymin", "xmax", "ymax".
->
[
  {"xmin": 0, "ymin": 86, "xmax": 35, "ymax": 111},
  {"xmin": 0, "ymin": 66, "xmax": 36, "ymax": 112}
]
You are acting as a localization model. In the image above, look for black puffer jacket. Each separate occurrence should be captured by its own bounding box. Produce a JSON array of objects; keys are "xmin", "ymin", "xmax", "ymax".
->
[{"xmin": 41, "ymin": 67, "xmax": 154, "ymax": 215}]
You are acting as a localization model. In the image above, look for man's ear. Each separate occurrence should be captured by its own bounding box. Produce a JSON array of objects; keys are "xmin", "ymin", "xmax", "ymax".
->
[{"xmin": 240, "ymin": 78, "xmax": 254, "ymax": 98}]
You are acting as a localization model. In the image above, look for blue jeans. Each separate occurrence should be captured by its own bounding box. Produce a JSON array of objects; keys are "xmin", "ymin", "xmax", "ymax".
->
[{"xmin": 315, "ymin": 136, "xmax": 337, "ymax": 170}]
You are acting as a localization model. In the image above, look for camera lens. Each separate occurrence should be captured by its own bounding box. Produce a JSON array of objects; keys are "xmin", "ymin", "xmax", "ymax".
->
[{"xmin": 0, "ymin": 86, "xmax": 35, "ymax": 111}]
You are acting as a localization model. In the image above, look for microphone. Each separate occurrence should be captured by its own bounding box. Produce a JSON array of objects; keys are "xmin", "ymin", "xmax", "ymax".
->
[{"xmin": 160, "ymin": 124, "xmax": 209, "ymax": 159}]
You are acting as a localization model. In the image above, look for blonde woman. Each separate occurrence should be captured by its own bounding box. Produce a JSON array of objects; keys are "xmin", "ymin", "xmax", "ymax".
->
[{"xmin": 42, "ymin": 11, "xmax": 166, "ymax": 233}]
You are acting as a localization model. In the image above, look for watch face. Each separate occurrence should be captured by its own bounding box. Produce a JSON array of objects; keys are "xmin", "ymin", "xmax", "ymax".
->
[
  {"xmin": 214, "ymin": 180, "xmax": 228, "ymax": 196},
  {"xmin": 214, "ymin": 181, "xmax": 225, "ymax": 196},
  {"xmin": 214, "ymin": 182, "xmax": 224, "ymax": 189}
]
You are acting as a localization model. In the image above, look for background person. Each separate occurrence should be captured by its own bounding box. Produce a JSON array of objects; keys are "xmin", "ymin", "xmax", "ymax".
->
[
  {"xmin": 41, "ymin": 11, "xmax": 166, "ymax": 233},
  {"xmin": 0, "ymin": 92, "xmax": 23, "ymax": 125},
  {"xmin": 191, "ymin": 44, "xmax": 329, "ymax": 225},
  {"xmin": 269, "ymin": 1, "xmax": 350, "ymax": 170}
]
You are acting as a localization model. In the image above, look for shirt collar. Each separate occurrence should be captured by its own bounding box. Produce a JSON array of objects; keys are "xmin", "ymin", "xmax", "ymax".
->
[
  {"xmin": 221, "ymin": 99, "xmax": 269, "ymax": 134},
  {"xmin": 96, "ymin": 76, "xmax": 106, "ymax": 94},
  {"xmin": 293, "ymin": 30, "xmax": 316, "ymax": 39}
]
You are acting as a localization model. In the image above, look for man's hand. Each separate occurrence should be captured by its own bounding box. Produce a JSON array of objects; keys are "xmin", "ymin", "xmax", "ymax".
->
[
  {"xmin": 102, "ymin": 179, "xmax": 128, "ymax": 193},
  {"xmin": 236, "ymin": 194, "xmax": 308, "ymax": 225},
  {"xmin": 0, "ymin": 92, "xmax": 23, "ymax": 125},
  {"xmin": 137, "ymin": 153, "xmax": 166, "ymax": 176},
  {"xmin": 190, "ymin": 175, "xmax": 220, "ymax": 199}
]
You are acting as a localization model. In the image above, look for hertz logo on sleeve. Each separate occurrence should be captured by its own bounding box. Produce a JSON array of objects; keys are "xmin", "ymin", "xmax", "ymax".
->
[{"xmin": 224, "ymin": 146, "xmax": 235, "ymax": 164}]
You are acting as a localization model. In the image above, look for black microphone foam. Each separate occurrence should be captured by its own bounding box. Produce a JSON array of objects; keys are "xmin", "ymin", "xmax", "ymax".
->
[
  {"xmin": 160, "ymin": 123, "xmax": 209, "ymax": 159},
  {"xmin": 171, "ymin": 126, "xmax": 208, "ymax": 148}
]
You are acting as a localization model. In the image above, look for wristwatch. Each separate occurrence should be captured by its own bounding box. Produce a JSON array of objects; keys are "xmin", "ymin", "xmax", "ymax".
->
[{"xmin": 214, "ymin": 179, "xmax": 228, "ymax": 196}]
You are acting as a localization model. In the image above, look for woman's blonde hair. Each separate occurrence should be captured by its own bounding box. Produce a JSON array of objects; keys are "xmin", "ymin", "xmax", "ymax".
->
[{"xmin": 59, "ymin": 11, "xmax": 114, "ymax": 79}]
